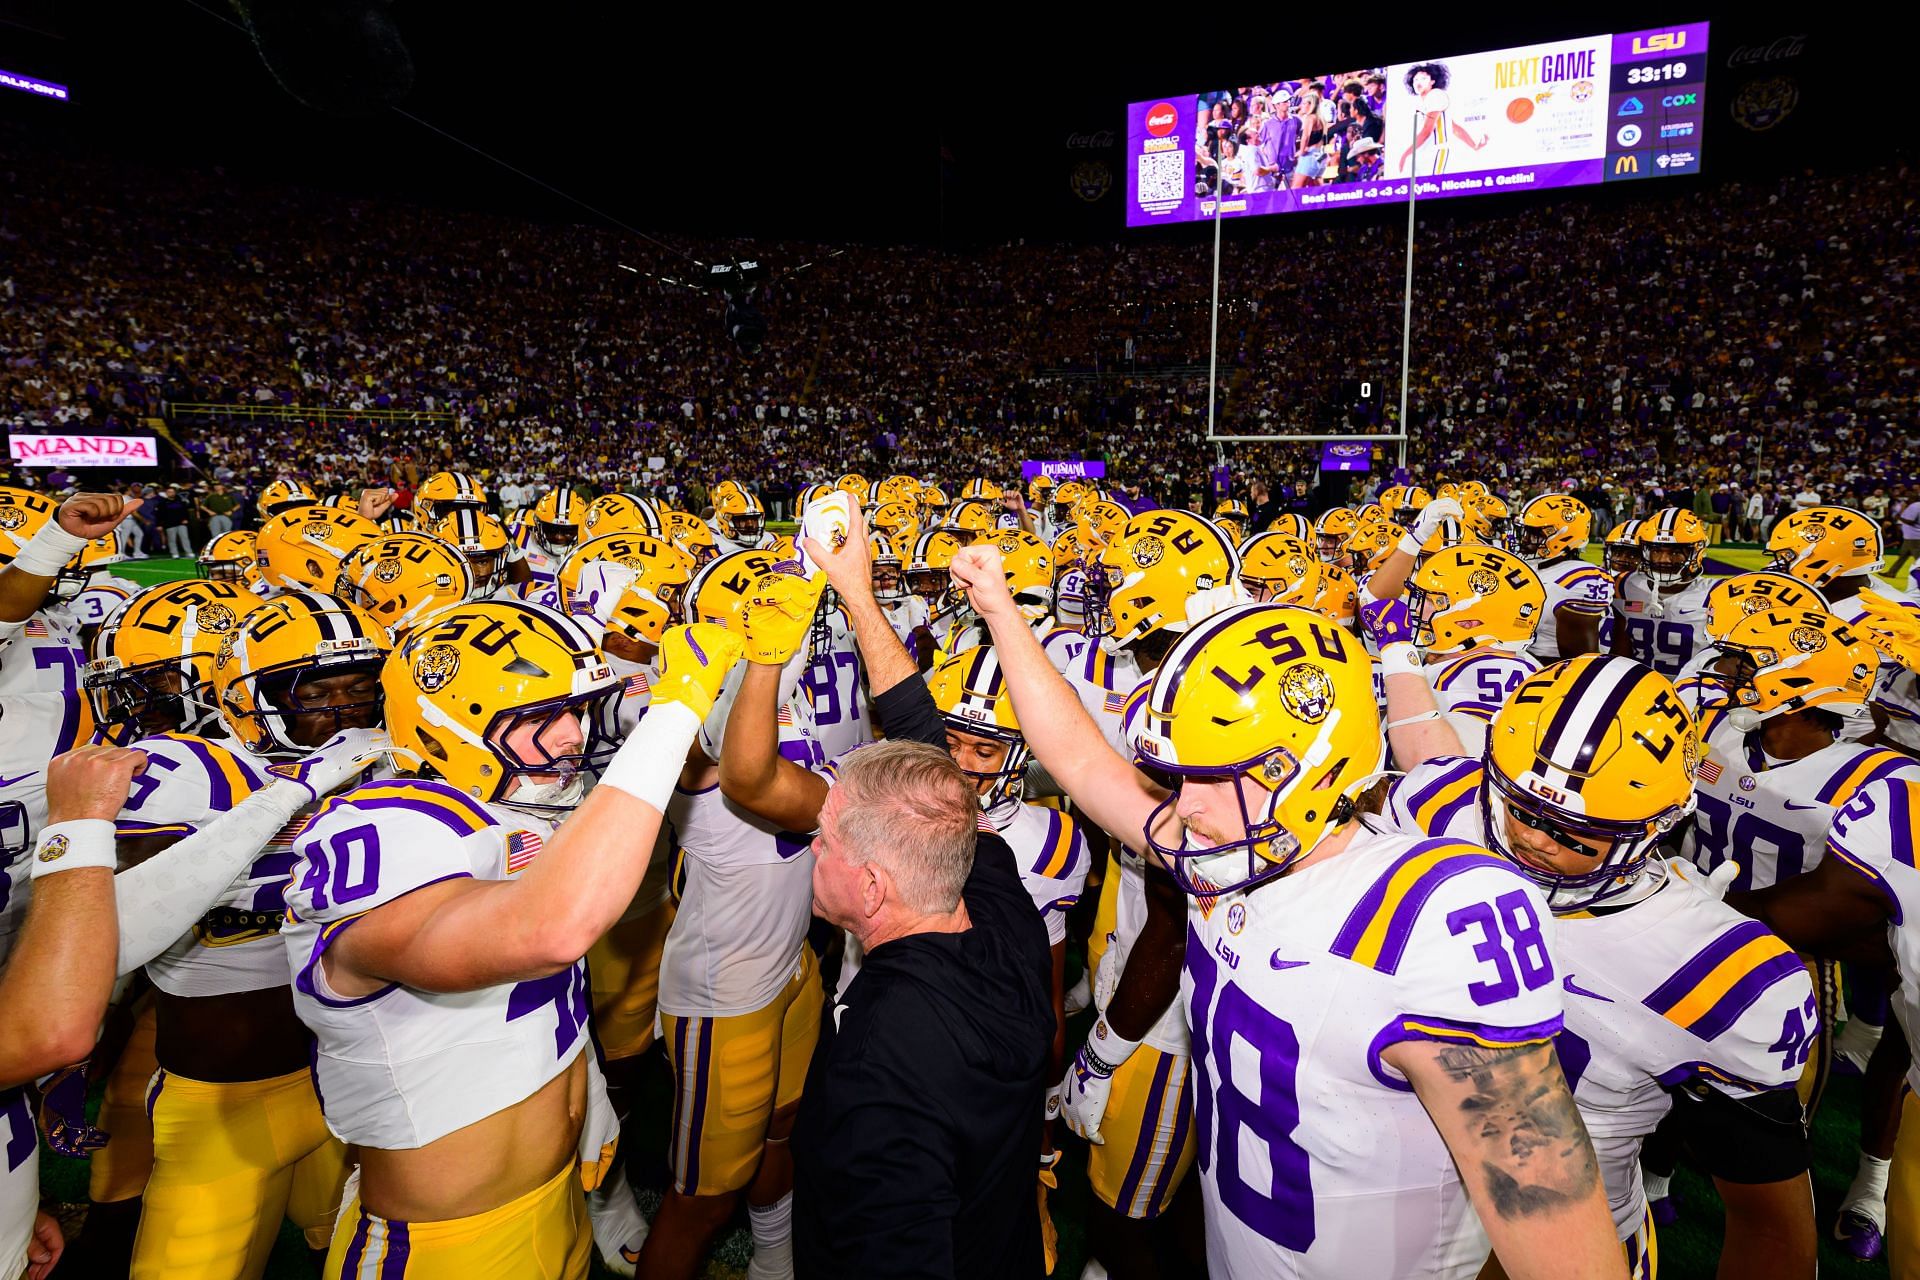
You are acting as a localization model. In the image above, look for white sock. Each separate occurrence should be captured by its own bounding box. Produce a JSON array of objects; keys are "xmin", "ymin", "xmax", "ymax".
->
[
  {"xmin": 1064, "ymin": 971, "xmax": 1092, "ymax": 1015},
  {"xmin": 1842, "ymin": 1153, "xmax": 1892, "ymax": 1228},
  {"xmin": 1080, "ymin": 1259, "xmax": 1110, "ymax": 1280},
  {"xmin": 586, "ymin": 1163, "xmax": 649, "ymax": 1274},
  {"xmin": 747, "ymin": 1192, "xmax": 794, "ymax": 1280},
  {"xmin": 1642, "ymin": 1171, "xmax": 1671, "ymax": 1203}
]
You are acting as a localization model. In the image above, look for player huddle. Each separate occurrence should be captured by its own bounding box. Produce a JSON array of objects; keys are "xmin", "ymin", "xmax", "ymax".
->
[{"xmin": 2, "ymin": 467, "xmax": 1919, "ymax": 1280}]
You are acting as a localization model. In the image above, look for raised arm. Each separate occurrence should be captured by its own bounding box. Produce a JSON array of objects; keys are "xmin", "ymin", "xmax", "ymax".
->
[
  {"xmin": 0, "ymin": 746, "xmax": 146, "ymax": 1086},
  {"xmin": 1395, "ymin": 1039, "xmax": 1625, "ymax": 1280},
  {"xmin": 948, "ymin": 545, "xmax": 1170, "ymax": 857},
  {"xmin": 800, "ymin": 501, "xmax": 920, "ymax": 699},
  {"xmin": 0, "ymin": 493, "xmax": 141, "ymax": 625},
  {"xmin": 329, "ymin": 624, "xmax": 743, "ymax": 994},
  {"xmin": 1360, "ymin": 597, "xmax": 1469, "ymax": 769}
]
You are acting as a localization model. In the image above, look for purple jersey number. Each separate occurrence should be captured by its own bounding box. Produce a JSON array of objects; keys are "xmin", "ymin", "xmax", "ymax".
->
[
  {"xmin": 296, "ymin": 823, "xmax": 384, "ymax": 913},
  {"xmin": 1447, "ymin": 890, "xmax": 1553, "ymax": 1006},
  {"xmin": 1188, "ymin": 927, "xmax": 1315, "ymax": 1251}
]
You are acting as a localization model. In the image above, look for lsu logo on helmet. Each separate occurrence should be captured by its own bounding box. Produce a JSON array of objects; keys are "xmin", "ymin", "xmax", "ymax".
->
[
  {"xmin": 1279, "ymin": 664, "xmax": 1334, "ymax": 724},
  {"xmin": 413, "ymin": 643, "xmax": 462, "ymax": 692}
]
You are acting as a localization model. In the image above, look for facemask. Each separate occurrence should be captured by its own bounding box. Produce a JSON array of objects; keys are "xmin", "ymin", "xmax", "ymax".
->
[{"xmin": 506, "ymin": 771, "xmax": 588, "ymax": 812}]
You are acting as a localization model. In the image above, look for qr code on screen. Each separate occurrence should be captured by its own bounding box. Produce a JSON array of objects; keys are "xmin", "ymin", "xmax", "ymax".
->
[{"xmin": 1136, "ymin": 151, "xmax": 1186, "ymax": 205}]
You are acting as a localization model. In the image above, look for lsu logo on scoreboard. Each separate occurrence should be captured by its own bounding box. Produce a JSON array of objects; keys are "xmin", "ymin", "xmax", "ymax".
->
[{"xmin": 1631, "ymin": 30, "xmax": 1688, "ymax": 54}]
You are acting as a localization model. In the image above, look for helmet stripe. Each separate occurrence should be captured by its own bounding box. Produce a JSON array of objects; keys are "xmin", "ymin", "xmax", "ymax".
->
[{"xmin": 1536, "ymin": 658, "xmax": 1645, "ymax": 778}]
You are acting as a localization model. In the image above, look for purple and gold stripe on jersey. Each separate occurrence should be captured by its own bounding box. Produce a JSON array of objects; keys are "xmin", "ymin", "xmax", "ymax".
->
[
  {"xmin": 1032, "ymin": 809, "xmax": 1081, "ymax": 881},
  {"xmin": 1623, "ymin": 1207, "xmax": 1658, "ymax": 1280},
  {"xmin": 1816, "ymin": 750, "xmax": 1914, "ymax": 806},
  {"xmin": 669, "ymin": 1016, "xmax": 715, "ymax": 1194},
  {"xmin": 1366, "ymin": 1012, "xmax": 1565, "ymax": 1092},
  {"xmin": 1080, "ymin": 644, "xmax": 1118, "ymax": 692},
  {"xmin": 1643, "ymin": 920, "xmax": 1802, "ymax": 1042},
  {"xmin": 1331, "ymin": 839, "xmax": 1510, "ymax": 974},
  {"xmin": 1401, "ymin": 759, "xmax": 1484, "ymax": 836},
  {"xmin": 293, "ymin": 910, "xmax": 405, "ymax": 1009},
  {"xmin": 155, "ymin": 731, "xmax": 266, "ymax": 810},
  {"xmin": 336, "ymin": 1209, "xmax": 411, "ymax": 1279},
  {"xmin": 1556, "ymin": 566, "xmax": 1613, "ymax": 615},
  {"xmin": 1432, "ymin": 653, "xmax": 1493, "ymax": 694},
  {"xmin": 1828, "ymin": 777, "xmax": 1919, "ymax": 925},
  {"xmin": 1652, "ymin": 1058, "xmax": 1780, "ymax": 1093},
  {"xmin": 114, "ymin": 820, "xmax": 195, "ymax": 839},
  {"xmin": 307, "ymin": 780, "xmax": 497, "ymax": 841}
]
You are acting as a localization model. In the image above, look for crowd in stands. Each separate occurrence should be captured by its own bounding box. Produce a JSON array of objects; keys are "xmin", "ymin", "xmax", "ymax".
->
[{"xmin": 3, "ymin": 132, "xmax": 1916, "ymax": 534}]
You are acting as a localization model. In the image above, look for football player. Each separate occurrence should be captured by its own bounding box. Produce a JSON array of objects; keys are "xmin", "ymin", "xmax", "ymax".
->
[
  {"xmin": 1672, "ymin": 572, "xmax": 1828, "ymax": 713},
  {"xmin": 336, "ymin": 530, "xmax": 476, "ymax": 639},
  {"xmin": 255, "ymin": 479, "xmax": 318, "ymax": 523},
  {"xmin": 1375, "ymin": 641, "xmax": 1818, "ymax": 1277},
  {"xmin": 951, "ymin": 545, "xmax": 1621, "ymax": 1279},
  {"xmin": 507, "ymin": 487, "xmax": 586, "ymax": 602},
  {"xmin": 414, "ymin": 471, "xmax": 489, "ymax": 525},
  {"xmin": 945, "ymin": 529, "xmax": 1052, "ymax": 655},
  {"xmin": 1610, "ymin": 509, "xmax": 1714, "ymax": 677},
  {"xmin": 1398, "ymin": 545, "xmax": 1545, "ymax": 755},
  {"xmin": 433, "ymin": 507, "xmax": 514, "ymax": 598},
  {"xmin": 288, "ymin": 602, "xmax": 743, "ymax": 1277},
  {"xmin": 198, "ymin": 529, "xmax": 266, "ymax": 594},
  {"xmin": 710, "ymin": 480, "xmax": 774, "ymax": 556},
  {"xmin": 0, "ymin": 487, "xmax": 128, "ymax": 698},
  {"xmin": 1735, "ymin": 778, "xmax": 1920, "ymax": 1276},
  {"xmin": 1515, "ymin": 495, "xmax": 1610, "ymax": 662},
  {"xmin": 1315, "ymin": 507, "xmax": 1360, "ymax": 564},
  {"xmin": 253, "ymin": 504, "xmax": 382, "ymax": 598},
  {"xmin": 644, "ymin": 555, "xmax": 824, "ymax": 1280},
  {"xmin": 868, "ymin": 532, "xmax": 931, "ymax": 660}
]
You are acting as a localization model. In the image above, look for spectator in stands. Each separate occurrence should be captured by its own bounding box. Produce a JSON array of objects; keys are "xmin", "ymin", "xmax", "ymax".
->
[
  {"xmin": 155, "ymin": 485, "xmax": 191, "ymax": 556},
  {"xmin": 1887, "ymin": 494, "xmax": 1920, "ymax": 584},
  {"xmin": 197, "ymin": 480, "xmax": 237, "ymax": 537}
]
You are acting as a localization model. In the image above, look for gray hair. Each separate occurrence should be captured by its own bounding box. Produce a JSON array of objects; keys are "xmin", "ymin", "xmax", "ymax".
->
[{"xmin": 829, "ymin": 739, "xmax": 976, "ymax": 914}]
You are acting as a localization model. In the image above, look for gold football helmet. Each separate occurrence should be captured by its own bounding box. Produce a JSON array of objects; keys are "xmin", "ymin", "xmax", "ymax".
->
[
  {"xmin": 876, "ymin": 474, "xmax": 921, "ymax": 509},
  {"xmin": 1767, "ymin": 506, "xmax": 1885, "ymax": 588},
  {"xmin": 1515, "ymin": 495, "xmax": 1593, "ymax": 563},
  {"xmin": 1238, "ymin": 533, "xmax": 1323, "ymax": 606},
  {"xmin": 1027, "ymin": 474, "xmax": 1056, "ymax": 507},
  {"xmin": 198, "ymin": 530, "xmax": 263, "ymax": 591},
  {"xmin": 583, "ymin": 493, "xmax": 663, "ymax": 539},
  {"xmin": 1131, "ymin": 604, "xmax": 1382, "ymax": 895},
  {"xmin": 1417, "ymin": 514, "xmax": 1484, "ymax": 562},
  {"xmin": 1073, "ymin": 499, "xmax": 1130, "ymax": 553},
  {"xmin": 432, "ymin": 509, "xmax": 511, "ymax": 595},
  {"xmin": 1092, "ymin": 511, "xmax": 1237, "ymax": 647},
  {"xmin": 919, "ymin": 483, "xmax": 951, "ymax": 525},
  {"xmin": 255, "ymin": 505, "xmax": 382, "ymax": 594},
  {"xmin": 928, "ymin": 646, "xmax": 1029, "ymax": 809},
  {"xmin": 1718, "ymin": 608, "xmax": 1880, "ymax": 728},
  {"xmin": 1703, "ymin": 572, "xmax": 1830, "ymax": 645},
  {"xmin": 1406, "ymin": 546, "xmax": 1544, "ymax": 654},
  {"xmin": 1316, "ymin": 564, "xmax": 1360, "ymax": 627},
  {"xmin": 337, "ymin": 532, "xmax": 475, "ymax": 637},
  {"xmin": 416, "ymin": 471, "xmax": 488, "ymax": 523},
  {"xmin": 869, "ymin": 533, "xmax": 908, "ymax": 604},
  {"xmin": 215, "ymin": 589, "xmax": 391, "ymax": 756},
  {"xmin": 1603, "ymin": 520, "xmax": 1643, "ymax": 575},
  {"xmin": 837, "ymin": 473, "xmax": 873, "ymax": 510},
  {"xmin": 1051, "ymin": 480, "xmax": 1091, "ymax": 527},
  {"xmin": 870, "ymin": 500, "xmax": 922, "ymax": 551},
  {"xmin": 906, "ymin": 529, "xmax": 966, "ymax": 619},
  {"xmin": 531, "ymin": 488, "xmax": 584, "ymax": 552},
  {"xmin": 1637, "ymin": 508, "xmax": 1709, "ymax": 588},
  {"xmin": 1466, "ymin": 492, "xmax": 1512, "ymax": 549},
  {"xmin": 0, "ymin": 485, "xmax": 61, "ymax": 568},
  {"xmin": 1484, "ymin": 655, "xmax": 1696, "ymax": 909},
  {"xmin": 711, "ymin": 481, "xmax": 767, "ymax": 544},
  {"xmin": 1265, "ymin": 513, "xmax": 1313, "ymax": 541},
  {"xmin": 1380, "ymin": 485, "xmax": 1432, "ymax": 523},
  {"xmin": 56, "ymin": 532, "xmax": 127, "ymax": 602},
  {"xmin": 663, "ymin": 510, "xmax": 719, "ymax": 568},
  {"xmin": 1342, "ymin": 520, "xmax": 1405, "ymax": 576},
  {"xmin": 960, "ymin": 477, "xmax": 1003, "ymax": 502},
  {"xmin": 1214, "ymin": 499, "xmax": 1249, "ymax": 524},
  {"xmin": 385, "ymin": 601, "xmax": 617, "ymax": 814},
  {"xmin": 944, "ymin": 498, "xmax": 998, "ymax": 543},
  {"xmin": 687, "ymin": 549, "xmax": 785, "ymax": 630},
  {"xmin": 256, "ymin": 478, "xmax": 318, "ymax": 521},
  {"xmin": 1314, "ymin": 508, "xmax": 1359, "ymax": 563},
  {"xmin": 85, "ymin": 579, "xmax": 265, "ymax": 739},
  {"xmin": 558, "ymin": 532, "xmax": 692, "ymax": 624},
  {"xmin": 983, "ymin": 530, "xmax": 1053, "ymax": 620}
]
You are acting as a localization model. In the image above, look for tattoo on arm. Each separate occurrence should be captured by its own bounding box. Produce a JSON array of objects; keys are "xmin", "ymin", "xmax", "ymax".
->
[{"xmin": 1434, "ymin": 1040, "xmax": 1601, "ymax": 1220}]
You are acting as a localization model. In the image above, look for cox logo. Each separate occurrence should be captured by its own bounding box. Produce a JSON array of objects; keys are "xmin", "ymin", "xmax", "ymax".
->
[
  {"xmin": 1662, "ymin": 93, "xmax": 1698, "ymax": 107},
  {"xmin": 1616, "ymin": 123, "xmax": 1642, "ymax": 146},
  {"xmin": 1143, "ymin": 102, "xmax": 1177, "ymax": 137}
]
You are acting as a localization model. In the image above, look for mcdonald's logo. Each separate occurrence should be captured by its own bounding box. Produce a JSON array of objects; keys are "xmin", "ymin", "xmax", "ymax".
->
[{"xmin": 1615, "ymin": 155, "xmax": 1639, "ymax": 174}]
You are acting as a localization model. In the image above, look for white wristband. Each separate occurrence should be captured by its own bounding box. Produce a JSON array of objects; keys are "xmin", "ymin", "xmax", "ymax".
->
[
  {"xmin": 30, "ymin": 819, "xmax": 117, "ymax": 878},
  {"xmin": 1396, "ymin": 531, "xmax": 1422, "ymax": 559},
  {"xmin": 10, "ymin": 520, "xmax": 88, "ymax": 578},
  {"xmin": 599, "ymin": 700, "xmax": 702, "ymax": 814},
  {"xmin": 1083, "ymin": 1016, "xmax": 1144, "ymax": 1078},
  {"xmin": 1379, "ymin": 643, "xmax": 1424, "ymax": 680}
]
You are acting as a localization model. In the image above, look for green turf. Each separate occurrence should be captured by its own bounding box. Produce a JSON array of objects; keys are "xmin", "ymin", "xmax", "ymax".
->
[{"xmin": 111, "ymin": 556, "xmax": 199, "ymax": 585}]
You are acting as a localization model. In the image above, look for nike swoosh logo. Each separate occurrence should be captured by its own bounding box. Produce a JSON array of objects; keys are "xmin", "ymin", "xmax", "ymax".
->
[
  {"xmin": 1270, "ymin": 954, "xmax": 1310, "ymax": 971},
  {"xmin": 1563, "ymin": 975, "xmax": 1613, "ymax": 1002},
  {"xmin": 0, "ymin": 772, "xmax": 39, "ymax": 790},
  {"xmin": 1781, "ymin": 801, "xmax": 1826, "ymax": 812}
]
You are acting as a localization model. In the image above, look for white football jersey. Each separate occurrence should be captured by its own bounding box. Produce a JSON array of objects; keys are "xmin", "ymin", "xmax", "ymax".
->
[
  {"xmin": 661, "ymin": 728, "xmax": 820, "ymax": 1018},
  {"xmin": 52, "ymin": 573, "xmax": 139, "ymax": 638},
  {"xmin": 801, "ymin": 607, "xmax": 871, "ymax": 761},
  {"xmin": 1424, "ymin": 649, "xmax": 1538, "ymax": 757},
  {"xmin": 285, "ymin": 780, "xmax": 591, "ymax": 1150},
  {"xmin": 878, "ymin": 593, "xmax": 930, "ymax": 647},
  {"xmin": 990, "ymin": 798, "xmax": 1090, "ymax": 947},
  {"xmin": 1608, "ymin": 572, "xmax": 1713, "ymax": 677},
  {"xmin": 712, "ymin": 525, "xmax": 775, "ymax": 558},
  {"xmin": 1099, "ymin": 846, "xmax": 1190, "ymax": 1057},
  {"xmin": 0, "ymin": 692, "xmax": 90, "ymax": 965},
  {"xmin": 1040, "ymin": 623, "xmax": 1091, "ymax": 675},
  {"xmin": 1682, "ymin": 707, "xmax": 1920, "ymax": 892},
  {"xmin": 1065, "ymin": 646, "xmax": 1145, "ymax": 759},
  {"xmin": 1530, "ymin": 558, "xmax": 1613, "ymax": 664},
  {"xmin": 1824, "ymin": 778, "xmax": 1920, "ymax": 1094},
  {"xmin": 124, "ymin": 733, "xmax": 317, "ymax": 997},
  {"xmin": 1186, "ymin": 822, "xmax": 1563, "ymax": 1279},
  {"xmin": 1, "ymin": 1086, "xmax": 33, "ymax": 1280},
  {"xmin": 0, "ymin": 611, "xmax": 86, "ymax": 697},
  {"xmin": 1383, "ymin": 758, "xmax": 1815, "ymax": 1237}
]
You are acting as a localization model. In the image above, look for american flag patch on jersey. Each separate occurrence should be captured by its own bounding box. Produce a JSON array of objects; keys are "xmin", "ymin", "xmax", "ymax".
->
[
  {"xmin": 976, "ymin": 811, "xmax": 995, "ymax": 833},
  {"xmin": 265, "ymin": 815, "xmax": 308, "ymax": 849},
  {"xmin": 23, "ymin": 619, "xmax": 46, "ymax": 637},
  {"xmin": 1102, "ymin": 692, "xmax": 1128, "ymax": 715},
  {"xmin": 505, "ymin": 830, "xmax": 544, "ymax": 873},
  {"xmin": 1697, "ymin": 758, "xmax": 1723, "ymax": 785},
  {"xmin": 623, "ymin": 673, "xmax": 650, "ymax": 700}
]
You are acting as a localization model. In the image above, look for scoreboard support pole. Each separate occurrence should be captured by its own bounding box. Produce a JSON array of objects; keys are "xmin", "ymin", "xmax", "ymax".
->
[
  {"xmin": 1396, "ymin": 110, "xmax": 1424, "ymax": 473},
  {"xmin": 1205, "ymin": 181, "xmax": 1225, "ymax": 443}
]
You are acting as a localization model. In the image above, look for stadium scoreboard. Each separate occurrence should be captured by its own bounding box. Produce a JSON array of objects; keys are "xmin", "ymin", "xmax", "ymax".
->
[{"xmin": 1127, "ymin": 21, "xmax": 1707, "ymax": 227}]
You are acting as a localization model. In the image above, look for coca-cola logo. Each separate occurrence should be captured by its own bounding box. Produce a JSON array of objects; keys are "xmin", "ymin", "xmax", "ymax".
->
[
  {"xmin": 1065, "ymin": 129, "xmax": 1116, "ymax": 150},
  {"xmin": 1143, "ymin": 103, "xmax": 1177, "ymax": 137},
  {"xmin": 1727, "ymin": 34, "xmax": 1807, "ymax": 67}
]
